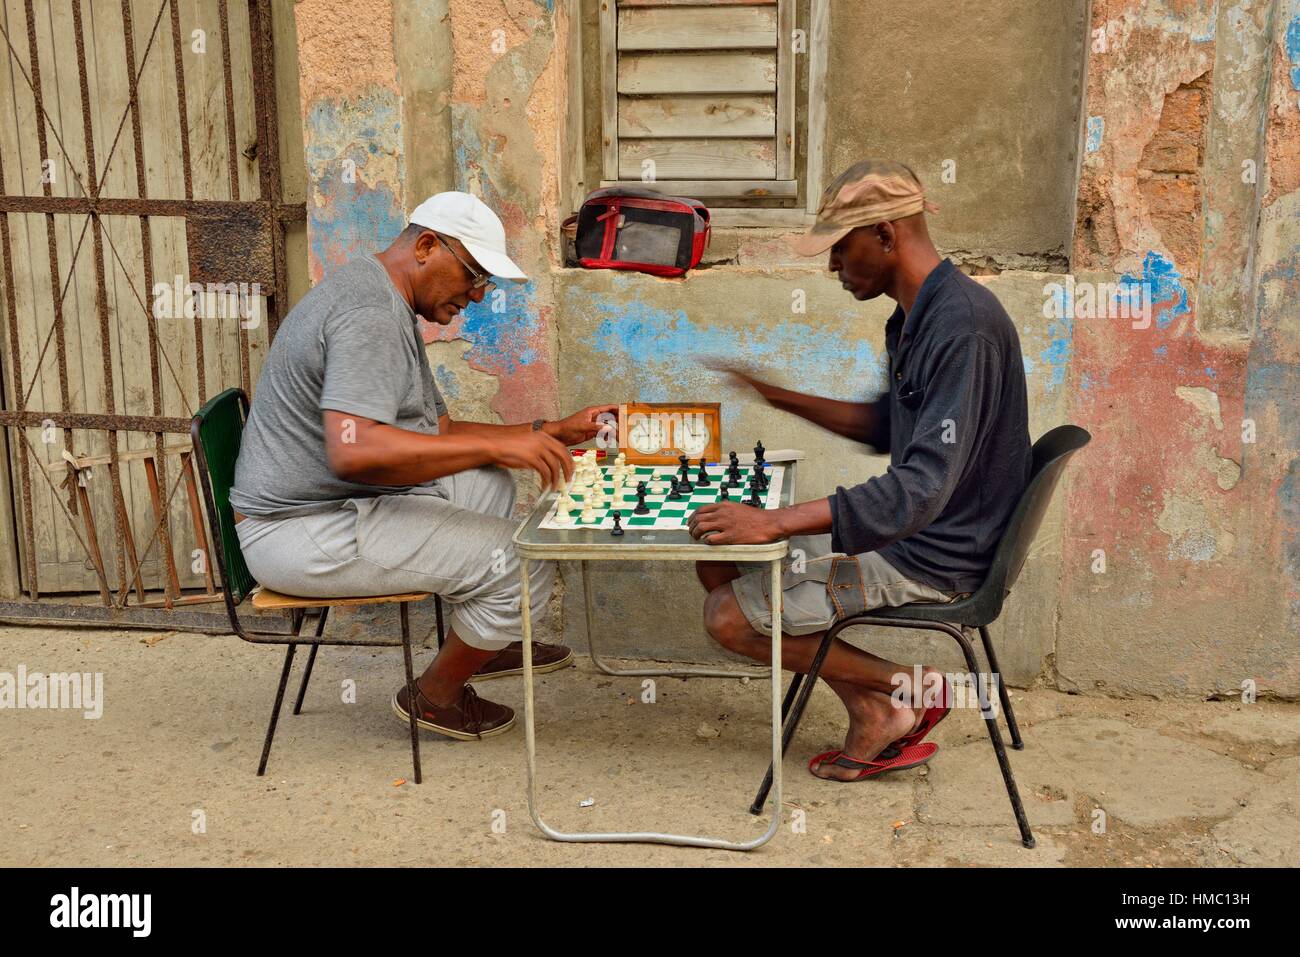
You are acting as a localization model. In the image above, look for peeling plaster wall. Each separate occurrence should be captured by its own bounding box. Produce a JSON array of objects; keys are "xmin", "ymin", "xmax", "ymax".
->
[{"xmin": 291, "ymin": 0, "xmax": 1300, "ymax": 697}]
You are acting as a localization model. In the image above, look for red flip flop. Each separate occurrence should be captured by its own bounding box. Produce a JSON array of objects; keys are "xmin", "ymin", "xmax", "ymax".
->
[
  {"xmin": 893, "ymin": 675, "xmax": 952, "ymax": 750},
  {"xmin": 807, "ymin": 741, "xmax": 938, "ymax": 781}
]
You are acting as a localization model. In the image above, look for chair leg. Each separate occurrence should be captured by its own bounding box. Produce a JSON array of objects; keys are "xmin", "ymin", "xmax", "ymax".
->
[
  {"xmin": 750, "ymin": 627, "xmax": 838, "ymax": 815},
  {"xmin": 257, "ymin": 644, "xmax": 296, "ymax": 776},
  {"xmin": 434, "ymin": 596, "xmax": 446, "ymax": 649},
  {"xmin": 977, "ymin": 625, "xmax": 1023, "ymax": 750},
  {"xmin": 400, "ymin": 602, "xmax": 423, "ymax": 784},
  {"xmin": 292, "ymin": 609, "xmax": 329, "ymax": 716},
  {"xmin": 942, "ymin": 622, "xmax": 1034, "ymax": 848}
]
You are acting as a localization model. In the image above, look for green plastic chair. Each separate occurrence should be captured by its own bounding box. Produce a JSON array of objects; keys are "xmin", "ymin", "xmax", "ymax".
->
[{"xmin": 190, "ymin": 388, "xmax": 447, "ymax": 782}]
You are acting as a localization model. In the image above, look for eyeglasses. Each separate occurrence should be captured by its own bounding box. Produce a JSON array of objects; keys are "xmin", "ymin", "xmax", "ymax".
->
[{"xmin": 437, "ymin": 235, "xmax": 495, "ymax": 293}]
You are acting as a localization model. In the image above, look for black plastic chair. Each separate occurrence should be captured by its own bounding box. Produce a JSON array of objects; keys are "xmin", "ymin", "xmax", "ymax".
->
[
  {"xmin": 750, "ymin": 425, "xmax": 1091, "ymax": 848},
  {"xmin": 190, "ymin": 388, "xmax": 447, "ymax": 781}
]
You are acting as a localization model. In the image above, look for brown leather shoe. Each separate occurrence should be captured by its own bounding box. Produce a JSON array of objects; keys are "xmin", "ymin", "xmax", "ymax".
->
[
  {"xmin": 391, "ymin": 683, "xmax": 515, "ymax": 740},
  {"xmin": 470, "ymin": 641, "xmax": 574, "ymax": 681}
]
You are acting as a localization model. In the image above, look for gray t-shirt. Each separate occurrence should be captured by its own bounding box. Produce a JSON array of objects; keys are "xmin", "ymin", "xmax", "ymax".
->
[{"xmin": 230, "ymin": 255, "xmax": 448, "ymax": 518}]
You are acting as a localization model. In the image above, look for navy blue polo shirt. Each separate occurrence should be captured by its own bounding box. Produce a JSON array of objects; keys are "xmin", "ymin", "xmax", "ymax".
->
[{"xmin": 828, "ymin": 259, "xmax": 1032, "ymax": 593}]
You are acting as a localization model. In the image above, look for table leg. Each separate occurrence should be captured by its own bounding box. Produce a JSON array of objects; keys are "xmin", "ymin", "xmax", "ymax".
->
[
  {"xmin": 581, "ymin": 559, "xmax": 768, "ymax": 680},
  {"xmin": 522, "ymin": 556, "xmax": 785, "ymax": 850}
]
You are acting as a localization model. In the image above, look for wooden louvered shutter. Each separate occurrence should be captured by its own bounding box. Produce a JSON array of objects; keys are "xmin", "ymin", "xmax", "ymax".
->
[{"xmin": 600, "ymin": 0, "xmax": 797, "ymax": 201}]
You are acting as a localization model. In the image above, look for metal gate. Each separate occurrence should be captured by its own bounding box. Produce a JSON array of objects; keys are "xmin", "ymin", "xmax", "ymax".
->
[{"xmin": 0, "ymin": 0, "xmax": 304, "ymax": 628}]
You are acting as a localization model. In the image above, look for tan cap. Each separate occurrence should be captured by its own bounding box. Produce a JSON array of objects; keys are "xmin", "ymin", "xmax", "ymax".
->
[{"xmin": 789, "ymin": 160, "xmax": 939, "ymax": 257}]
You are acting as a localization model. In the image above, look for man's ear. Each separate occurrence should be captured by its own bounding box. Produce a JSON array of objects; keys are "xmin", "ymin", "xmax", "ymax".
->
[
  {"xmin": 413, "ymin": 229, "xmax": 439, "ymax": 266},
  {"xmin": 875, "ymin": 221, "xmax": 896, "ymax": 253}
]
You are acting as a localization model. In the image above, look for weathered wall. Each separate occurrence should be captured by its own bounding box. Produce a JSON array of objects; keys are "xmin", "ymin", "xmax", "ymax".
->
[{"xmin": 291, "ymin": 0, "xmax": 1300, "ymax": 698}]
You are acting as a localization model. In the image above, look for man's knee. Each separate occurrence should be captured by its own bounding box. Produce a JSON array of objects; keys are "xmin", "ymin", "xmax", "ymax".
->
[{"xmin": 703, "ymin": 583, "xmax": 754, "ymax": 651}]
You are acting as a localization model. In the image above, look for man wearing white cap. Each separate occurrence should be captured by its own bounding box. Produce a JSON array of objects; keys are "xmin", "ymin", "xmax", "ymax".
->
[{"xmin": 231, "ymin": 192, "xmax": 615, "ymax": 741}]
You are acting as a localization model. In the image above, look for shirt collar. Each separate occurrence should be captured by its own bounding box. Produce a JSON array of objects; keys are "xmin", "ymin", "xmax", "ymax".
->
[{"xmin": 893, "ymin": 259, "xmax": 956, "ymax": 350}]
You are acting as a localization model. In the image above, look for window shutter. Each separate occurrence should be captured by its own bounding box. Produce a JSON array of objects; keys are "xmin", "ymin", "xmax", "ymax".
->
[{"xmin": 601, "ymin": 0, "xmax": 797, "ymax": 201}]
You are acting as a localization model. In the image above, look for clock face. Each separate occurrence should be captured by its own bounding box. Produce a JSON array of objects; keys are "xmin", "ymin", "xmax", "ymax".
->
[
  {"xmin": 676, "ymin": 415, "xmax": 711, "ymax": 456},
  {"xmin": 628, "ymin": 414, "xmax": 665, "ymax": 453}
]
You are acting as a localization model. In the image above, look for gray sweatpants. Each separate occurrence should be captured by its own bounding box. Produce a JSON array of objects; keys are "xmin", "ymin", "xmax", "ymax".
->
[{"xmin": 235, "ymin": 466, "xmax": 554, "ymax": 651}]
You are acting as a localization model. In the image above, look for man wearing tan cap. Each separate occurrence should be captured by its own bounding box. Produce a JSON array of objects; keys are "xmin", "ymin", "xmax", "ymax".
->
[{"xmin": 690, "ymin": 160, "xmax": 1032, "ymax": 783}]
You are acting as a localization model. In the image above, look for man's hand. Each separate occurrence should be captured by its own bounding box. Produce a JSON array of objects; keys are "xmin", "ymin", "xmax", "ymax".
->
[
  {"xmin": 491, "ymin": 430, "xmax": 574, "ymax": 491},
  {"xmin": 700, "ymin": 356, "xmax": 765, "ymax": 394},
  {"xmin": 688, "ymin": 501, "xmax": 786, "ymax": 545},
  {"xmin": 545, "ymin": 404, "xmax": 619, "ymax": 447}
]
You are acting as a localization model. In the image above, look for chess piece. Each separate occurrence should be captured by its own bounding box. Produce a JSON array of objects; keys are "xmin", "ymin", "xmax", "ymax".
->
[
  {"xmin": 610, "ymin": 511, "xmax": 624, "ymax": 536},
  {"xmin": 728, "ymin": 451, "xmax": 739, "ymax": 469},
  {"xmin": 754, "ymin": 441, "xmax": 765, "ymax": 462},
  {"xmin": 719, "ymin": 485, "xmax": 729, "ymax": 502},
  {"xmin": 554, "ymin": 505, "xmax": 573, "ymax": 524},
  {"xmin": 667, "ymin": 478, "xmax": 683, "ymax": 501},
  {"xmin": 746, "ymin": 484, "xmax": 762, "ymax": 507},
  {"xmin": 694, "ymin": 457, "xmax": 711, "ymax": 486},
  {"xmin": 676, "ymin": 461, "xmax": 693, "ymax": 492},
  {"xmin": 726, "ymin": 461, "xmax": 743, "ymax": 488},
  {"xmin": 634, "ymin": 481, "xmax": 650, "ymax": 514},
  {"xmin": 580, "ymin": 504, "xmax": 596, "ymax": 523}
]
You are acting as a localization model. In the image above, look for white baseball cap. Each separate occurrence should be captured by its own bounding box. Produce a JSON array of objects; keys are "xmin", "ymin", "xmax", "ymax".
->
[{"xmin": 408, "ymin": 191, "xmax": 528, "ymax": 282}]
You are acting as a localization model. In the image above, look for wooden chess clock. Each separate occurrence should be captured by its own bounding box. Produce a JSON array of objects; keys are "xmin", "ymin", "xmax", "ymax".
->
[{"xmin": 620, "ymin": 402, "xmax": 722, "ymax": 466}]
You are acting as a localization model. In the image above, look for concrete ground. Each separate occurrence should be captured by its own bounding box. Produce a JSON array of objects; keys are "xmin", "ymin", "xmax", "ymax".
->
[{"xmin": 1, "ymin": 623, "xmax": 1297, "ymax": 867}]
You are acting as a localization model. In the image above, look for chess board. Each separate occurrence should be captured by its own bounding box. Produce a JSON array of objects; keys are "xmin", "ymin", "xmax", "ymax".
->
[{"xmin": 538, "ymin": 463, "xmax": 785, "ymax": 530}]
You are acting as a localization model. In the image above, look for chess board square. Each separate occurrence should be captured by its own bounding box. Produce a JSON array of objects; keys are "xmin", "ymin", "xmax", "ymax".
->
[
  {"xmin": 627, "ymin": 516, "xmax": 656, "ymax": 526},
  {"xmin": 659, "ymin": 509, "xmax": 686, "ymax": 518}
]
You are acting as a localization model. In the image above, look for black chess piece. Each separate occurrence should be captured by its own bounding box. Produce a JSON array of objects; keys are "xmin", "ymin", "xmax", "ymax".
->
[
  {"xmin": 719, "ymin": 485, "xmax": 730, "ymax": 502},
  {"xmin": 676, "ymin": 462, "xmax": 693, "ymax": 492},
  {"xmin": 694, "ymin": 457, "xmax": 711, "ymax": 486},
  {"xmin": 728, "ymin": 450, "xmax": 739, "ymax": 469},
  {"xmin": 725, "ymin": 458, "xmax": 743, "ymax": 488},
  {"xmin": 754, "ymin": 466, "xmax": 769, "ymax": 491},
  {"xmin": 610, "ymin": 511, "xmax": 624, "ymax": 536},
  {"xmin": 754, "ymin": 440, "xmax": 765, "ymax": 462},
  {"xmin": 667, "ymin": 477, "xmax": 683, "ymax": 501},
  {"xmin": 634, "ymin": 481, "xmax": 650, "ymax": 514},
  {"xmin": 747, "ymin": 483, "xmax": 762, "ymax": 507}
]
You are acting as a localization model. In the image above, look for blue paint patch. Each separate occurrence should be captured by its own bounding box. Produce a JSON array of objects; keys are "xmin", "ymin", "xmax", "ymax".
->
[
  {"xmin": 1286, "ymin": 15, "xmax": 1300, "ymax": 91},
  {"xmin": 1154, "ymin": 344, "xmax": 1168, "ymax": 358},
  {"xmin": 1038, "ymin": 312, "xmax": 1073, "ymax": 392},
  {"xmin": 1085, "ymin": 116, "xmax": 1104, "ymax": 153},
  {"xmin": 434, "ymin": 364, "xmax": 461, "ymax": 399},
  {"xmin": 576, "ymin": 294, "xmax": 884, "ymax": 433},
  {"xmin": 453, "ymin": 280, "xmax": 544, "ymax": 375},
  {"xmin": 304, "ymin": 96, "xmax": 405, "ymax": 277},
  {"xmin": 1118, "ymin": 252, "xmax": 1189, "ymax": 329}
]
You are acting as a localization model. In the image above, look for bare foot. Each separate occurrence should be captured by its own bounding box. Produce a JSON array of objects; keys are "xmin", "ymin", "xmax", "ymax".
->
[{"xmin": 810, "ymin": 682, "xmax": 920, "ymax": 781}]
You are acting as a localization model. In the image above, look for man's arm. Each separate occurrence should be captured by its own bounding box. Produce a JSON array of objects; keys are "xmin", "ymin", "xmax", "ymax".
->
[
  {"xmin": 324, "ymin": 410, "xmax": 574, "ymax": 490},
  {"xmin": 690, "ymin": 334, "xmax": 997, "ymax": 549},
  {"xmin": 440, "ymin": 404, "xmax": 618, "ymax": 446},
  {"xmin": 705, "ymin": 360, "xmax": 890, "ymax": 452}
]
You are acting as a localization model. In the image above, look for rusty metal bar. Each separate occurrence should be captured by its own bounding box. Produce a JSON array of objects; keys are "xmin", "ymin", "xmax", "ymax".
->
[
  {"xmin": 0, "ymin": 195, "xmax": 305, "ymax": 219},
  {"xmin": 73, "ymin": 476, "xmax": 111, "ymax": 606},
  {"xmin": 165, "ymin": 0, "xmax": 206, "ymax": 406},
  {"xmin": 0, "ymin": 409, "xmax": 190, "ymax": 431},
  {"xmin": 217, "ymin": 0, "xmax": 252, "ymax": 394},
  {"xmin": 142, "ymin": 455, "xmax": 180, "ymax": 606},
  {"xmin": 249, "ymin": 0, "xmax": 289, "ymax": 341},
  {"xmin": 0, "ymin": 105, "xmax": 39, "ymax": 599},
  {"xmin": 72, "ymin": 0, "xmax": 131, "ymax": 597},
  {"xmin": 167, "ymin": 0, "xmax": 194, "ymax": 201},
  {"xmin": 121, "ymin": 0, "xmax": 176, "ymax": 613},
  {"xmin": 181, "ymin": 451, "xmax": 215, "ymax": 594},
  {"xmin": 22, "ymin": 0, "xmax": 75, "ymax": 541}
]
